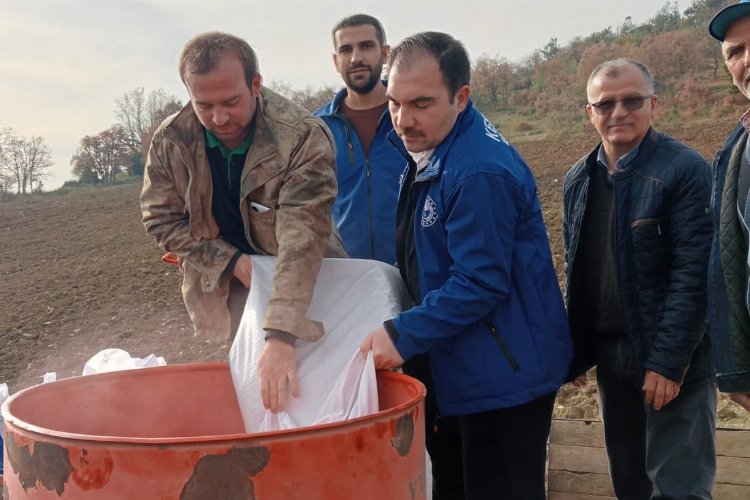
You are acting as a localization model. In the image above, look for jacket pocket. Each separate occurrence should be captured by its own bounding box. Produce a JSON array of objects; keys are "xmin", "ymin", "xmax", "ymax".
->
[
  {"xmin": 246, "ymin": 201, "xmax": 278, "ymax": 255},
  {"xmin": 630, "ymin": 217, "xmax": 669, "ymax": 290},
  {"xmin": 486, "ymin": 319, "xmax": 520, "ymax": 372}
]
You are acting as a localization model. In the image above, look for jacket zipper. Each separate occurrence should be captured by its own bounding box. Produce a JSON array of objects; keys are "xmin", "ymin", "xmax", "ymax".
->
[
  {"xmin": 344, "ymin": 125, "xmax": 355, "ymax": 166},
  {"xmin": 566, "ymin": 176, "xmax": 589, "ymax": 296},
  {"xmin": 486, "ymin": 319, "xmax": 520, "ymax": 372},
  {"xmin": 365, "ymin": 158, "xmax": 375, "ymax": 258},
  {"xmin": 344, "ymin": 122, "xmax": 376, "ymax": 258}
]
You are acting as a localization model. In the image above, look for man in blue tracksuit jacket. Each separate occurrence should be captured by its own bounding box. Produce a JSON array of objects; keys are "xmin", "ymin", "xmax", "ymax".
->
[
  {"xmin": 361, "ymin": 32, "xmax": 572, "ymax": 500},
  {"xmin": 314, "ymin": 14, "xmax": 404, "ymax": 263}
]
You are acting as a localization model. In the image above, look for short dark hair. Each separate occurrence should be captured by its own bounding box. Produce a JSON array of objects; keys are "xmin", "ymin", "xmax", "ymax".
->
[
  {"xmin": 587, "ymin": 58, "xmax": 655, "ymax": 96},
  {"xmin": 179, "ymin": 32, "xmax": 259, "ymax": 89},
  {"xmin": 331, "ymin": 14, "xmax": 386, "ymax": 46},
  {"xmin": 387, "ymin": 31, "xmax": 470, "ymax": 99}
]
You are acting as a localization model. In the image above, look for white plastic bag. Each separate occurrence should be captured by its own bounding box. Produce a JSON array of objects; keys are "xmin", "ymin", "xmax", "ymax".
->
[
  {"xmin": 257, "ymin": 350, "xmax": 378, "ymax": 432},
  {"xmin": 82, "ymin": 348, "xmax": 166, "ymax": 376},
  {"xmin": 1, "ymin": 382, "xmax": 9, "ymax": 406},
  {"xmin": 229, "ymin": 257, "xmax": 410, "ymax": 433}
]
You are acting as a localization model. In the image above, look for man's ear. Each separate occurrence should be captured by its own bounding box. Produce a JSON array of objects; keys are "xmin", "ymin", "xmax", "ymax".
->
[
  {"xmin": 455, "ymin": 85, "xmax": 471, "ymax": 113},
  {"xmin": 585, "ymin": 104, "xmax": 594, "ymax": 122},
  {"xmin": 251, "ymin": 73, "xmax": 262, "ymax": 95}
]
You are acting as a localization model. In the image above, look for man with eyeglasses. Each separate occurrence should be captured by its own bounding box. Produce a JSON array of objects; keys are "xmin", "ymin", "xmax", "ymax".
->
[
  {"xmin": 562, "ymin": 58, "xmax": 716, "ymax": 499},
  {"xmin": 706, "ymin": 0, "xmax": 750, "ymax": 414}
]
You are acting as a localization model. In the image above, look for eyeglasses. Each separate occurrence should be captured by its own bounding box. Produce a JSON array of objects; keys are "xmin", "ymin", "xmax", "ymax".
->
[{"xmin": 588, "ymin": 95, "xmax": 653, "ymax": 115}]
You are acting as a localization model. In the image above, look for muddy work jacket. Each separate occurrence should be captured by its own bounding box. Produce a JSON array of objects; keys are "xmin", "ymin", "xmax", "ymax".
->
[{"xmin": 141, "ymin": 88, "xmax": 346, "ymax": 341}]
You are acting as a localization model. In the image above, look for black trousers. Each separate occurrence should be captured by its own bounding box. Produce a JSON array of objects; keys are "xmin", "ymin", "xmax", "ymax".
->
[{"xmin": 404, "ymin": 354, "xmax": 556, "ymax": 500}]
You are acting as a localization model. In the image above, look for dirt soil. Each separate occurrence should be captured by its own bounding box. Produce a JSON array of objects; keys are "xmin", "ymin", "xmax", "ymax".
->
[{"xmin": 2, "ymin": 118, "xmax": 749, "ymax": 428}]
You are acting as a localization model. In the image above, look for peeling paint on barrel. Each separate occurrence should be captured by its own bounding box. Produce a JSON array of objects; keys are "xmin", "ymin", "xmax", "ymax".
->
[
  {"xmin": 5, "ymin": 432, "xmax": 72, "ymax": 494},
  {"xmin": 180, "ymin": 446, "xmax": 269, "ymax": 500},
  {"xmin": 1, "ymin": 363, "xmax": 426, "ymax": 499},
  {"xmin": 71, "ymin": 448, "xmax": 113, "ymax": 491},
  {"xmin": 391, "ymin": 414, "xmax": 415, "ymax": 457}
]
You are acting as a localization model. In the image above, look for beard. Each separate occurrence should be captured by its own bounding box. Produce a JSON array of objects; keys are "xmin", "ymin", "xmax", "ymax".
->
[{"xmin": 346, "ymin": 62, "xmax": 383, "ymax": 95}]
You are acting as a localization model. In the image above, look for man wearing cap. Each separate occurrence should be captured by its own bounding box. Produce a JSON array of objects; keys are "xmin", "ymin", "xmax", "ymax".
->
[
  {"xmin": 563, "ymin": 58, "xmax": 716, "ymax": 499},
  {"xmin": 708, "ymin": 0, "xmax": 750, "ymax": 412}
]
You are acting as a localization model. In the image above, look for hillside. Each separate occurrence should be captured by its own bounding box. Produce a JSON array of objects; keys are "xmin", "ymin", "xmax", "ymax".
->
[{"xmin": 2, "ymin": 118, "xmax": 749, "ymax": 427}]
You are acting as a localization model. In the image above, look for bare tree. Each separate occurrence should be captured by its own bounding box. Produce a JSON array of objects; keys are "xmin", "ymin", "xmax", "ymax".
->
[
  {"xmin": 269, "ymin": 81, "xmax": 337, "ymax": 112},
  {"xmin": 23, "ymin": 136, "xmax": 53, "ymax": 192},
  {"xmin": 115, "ymin": 88, "xmax": 182, "ymax": 175},
  {"xmin": 0, "ymin": 126, "xmax": 15, "ymax": 191},
  {"xmin": 115, "ymin": 87, "xmax": 148, "ymax": 152},
  {"xmin": 0, "ymin": 143, "xmax": 12, "ymax": 196},
  {"xmin": 71, "ymin": 125, "xmax": 129, "ymax": 184},
  {"xmin": 115, "ymin": 88, "xmax": 182, "ymax": 151},
  {"xmin": 0, "ymin": 129, "xmax": 53, "ymax": 194}
]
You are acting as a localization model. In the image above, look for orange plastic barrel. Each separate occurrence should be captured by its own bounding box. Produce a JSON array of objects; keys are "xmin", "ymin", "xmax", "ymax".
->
[{"xmin": 1, "ymin": 362, "xmax": 426, "ymax": 499}]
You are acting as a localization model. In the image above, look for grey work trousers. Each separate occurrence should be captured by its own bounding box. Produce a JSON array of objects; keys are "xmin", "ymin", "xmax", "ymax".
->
[{"xmin": 596, "ymin": 336, "xmax": 717, "ymax": 500}]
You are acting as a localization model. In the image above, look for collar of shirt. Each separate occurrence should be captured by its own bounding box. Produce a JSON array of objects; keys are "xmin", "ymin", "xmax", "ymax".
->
[
  {"xmin": 741, "ymin": 109, "xmax": 750, "ymax": 133},
  {"xmin": 410, "ymin": 149, "xmax": 435, "ymax": 172},
  {"xmin": 204, "ymin": 129, "xmax": 253, "ymax": 159},
  {"xmin": 596, "ymin": 142, "xmax": 641, "ymax": 172}
]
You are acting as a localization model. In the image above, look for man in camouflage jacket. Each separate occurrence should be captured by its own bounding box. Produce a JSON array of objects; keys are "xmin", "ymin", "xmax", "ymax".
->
[{"xmin": 140, "ymin": 32, "xmax": 345, "ymax": 412}]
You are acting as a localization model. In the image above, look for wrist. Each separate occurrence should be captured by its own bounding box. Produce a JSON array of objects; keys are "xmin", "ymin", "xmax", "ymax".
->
[{"xmin": 265, "ymin": 329, "xmax": 296, "ymax": 346}]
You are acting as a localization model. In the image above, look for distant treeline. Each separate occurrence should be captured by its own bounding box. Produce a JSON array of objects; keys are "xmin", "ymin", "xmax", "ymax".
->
[{"xmin": 273, "ymin": 0, "xmax": 739, "ymax": 138}]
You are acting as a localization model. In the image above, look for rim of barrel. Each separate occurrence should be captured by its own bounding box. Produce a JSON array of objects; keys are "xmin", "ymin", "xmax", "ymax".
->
[{"xmin": 1, "ymin": 362, "xmax": 426, "ymax": 445}]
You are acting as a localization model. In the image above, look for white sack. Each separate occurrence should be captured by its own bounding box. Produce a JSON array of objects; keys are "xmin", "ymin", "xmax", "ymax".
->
[
  {"xmin": 82, "ymin": 348, "xmax": 166, "ymax": 376},
  {"xmin": 229, "ymin": 257, "xmax": 410, "ymax": 433}
]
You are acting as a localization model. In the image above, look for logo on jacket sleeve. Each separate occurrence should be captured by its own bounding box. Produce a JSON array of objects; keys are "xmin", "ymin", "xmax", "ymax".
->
[
  {"xmin": 483, "ymin": 116, "xmax": 509, "ymax": 145},
  {"xmin": 421, "ymin": 195, "xmax": 438, "ymax": 227}
]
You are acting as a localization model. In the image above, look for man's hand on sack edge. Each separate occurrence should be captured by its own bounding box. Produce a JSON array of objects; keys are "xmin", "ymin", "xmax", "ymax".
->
[
  {"xmin": 258, "ymin": 338, "xmax": 299, "ymax": 412},
  {"xmin": 360, "ymin": 326, "xmax": 404, "ymax": 369}
]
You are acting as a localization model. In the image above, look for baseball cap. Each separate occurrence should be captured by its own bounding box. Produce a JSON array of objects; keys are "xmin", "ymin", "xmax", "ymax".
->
[{"xmin": 709, "ymin": 0, "xmax": 750, "ymax": 41}]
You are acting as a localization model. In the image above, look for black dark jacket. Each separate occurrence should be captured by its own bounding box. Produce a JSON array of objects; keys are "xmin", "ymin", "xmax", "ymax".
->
[{"xmin": 563, "ymin": 129, "xmax": 715, "ymax": 384}]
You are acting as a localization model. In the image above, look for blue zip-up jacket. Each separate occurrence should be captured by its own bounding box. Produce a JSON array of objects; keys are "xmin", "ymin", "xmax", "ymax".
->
[
  {"xmin": 387, "ymin": 101, "xmax": 572, "ymax": 416},
  {"xmin": 708, "ymin": 121, "xmax": 750, "ymax": 392},
  {"xmin": 314, "ymin": 87, "xmax": 404, "ymax": 263},
  {"xmin": 564, "ymin": 129, "xmax": 714, "ymax": 385}
]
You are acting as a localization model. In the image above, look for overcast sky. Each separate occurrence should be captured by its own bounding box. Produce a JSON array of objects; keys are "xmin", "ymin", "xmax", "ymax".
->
[{"xmin": 1, "ymin": 0, "xmax": 686, "ymax": 189}]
